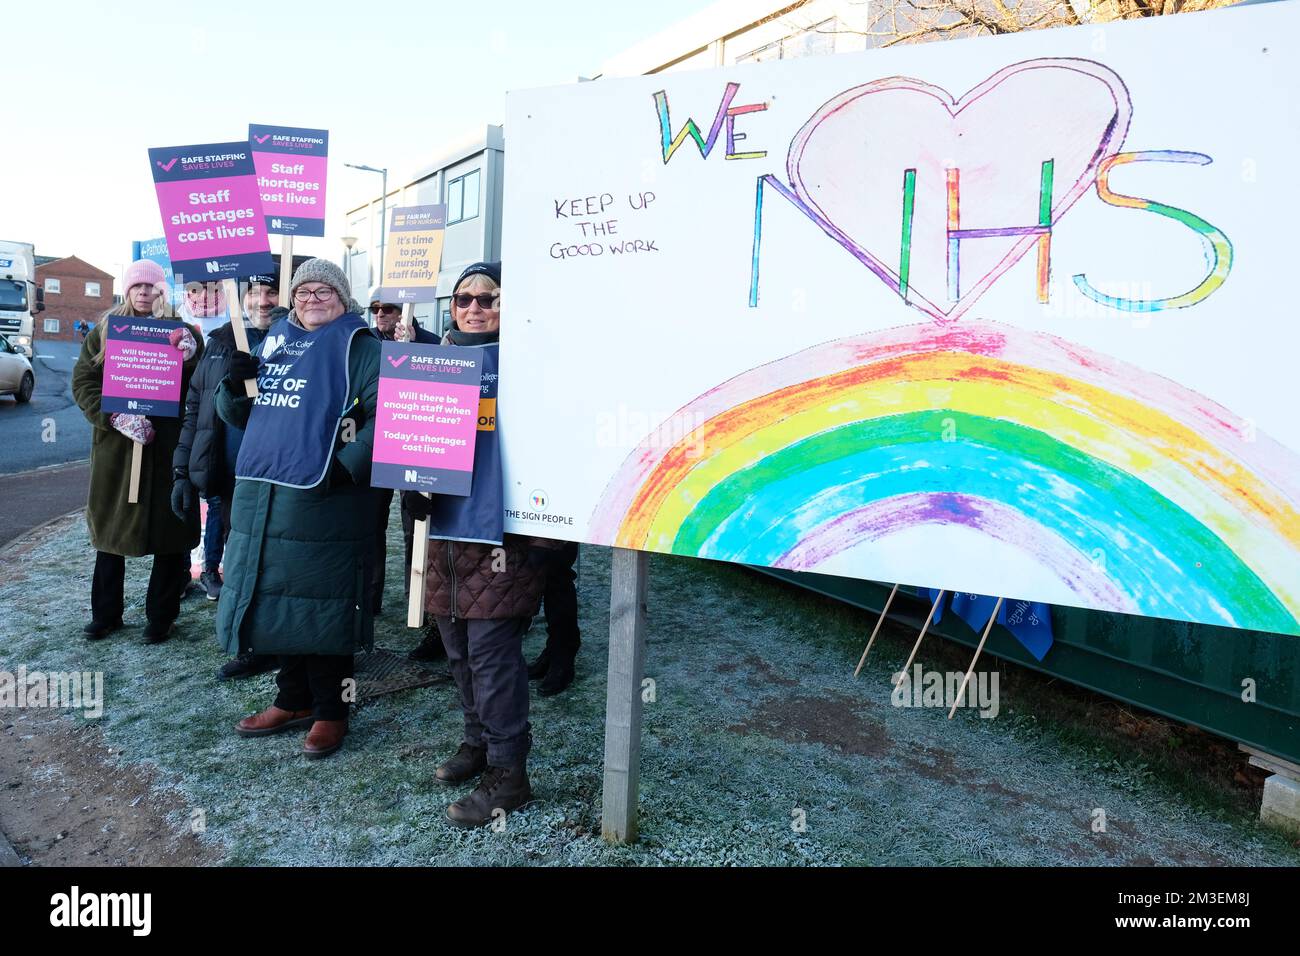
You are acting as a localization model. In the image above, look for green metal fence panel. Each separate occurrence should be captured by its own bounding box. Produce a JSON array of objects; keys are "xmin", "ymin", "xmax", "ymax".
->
[{"xmin": 759, "ymin": 568, "xmax": 1300, "ymax": 766}]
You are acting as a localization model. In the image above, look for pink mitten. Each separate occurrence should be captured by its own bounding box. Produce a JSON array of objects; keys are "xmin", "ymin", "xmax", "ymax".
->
[
  {"xmin": 110, "ymin": 413, "xmax": 156, "ymax": 445},
  {"xmin": 169, "ymin": 325, "xmax": 197, "ymax": 360}
]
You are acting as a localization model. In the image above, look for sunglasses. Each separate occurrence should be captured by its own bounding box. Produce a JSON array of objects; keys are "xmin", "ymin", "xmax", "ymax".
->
[
  {"xmin": 369, "ymin": 304, "xmax": 399, "ymax": 316},
  {"xmin": 453, "ymin": 293, "xmax": 500, "ymax": 310}
]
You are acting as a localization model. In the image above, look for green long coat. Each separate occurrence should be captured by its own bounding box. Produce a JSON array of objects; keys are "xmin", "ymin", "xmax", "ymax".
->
[
  {"xmin": 71, "ymin": 319, "xmax": 204, "ymax": 557},
  {"xmin": 214, "ymin": 327, "xmax": 380, "ymax": 657}
]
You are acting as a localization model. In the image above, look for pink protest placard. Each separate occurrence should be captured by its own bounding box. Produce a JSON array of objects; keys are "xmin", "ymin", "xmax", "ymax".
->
[
  {"xmin": 101, "ymin": 317, "xmax": 185, "ymax": 417},
  {"xmin": 148, "ymin": 141, "xmax": 274, "ymax": 284},
  {"xmin": 372, "ymin": 342, "xmax": 483, "ymax": 496},
  {"xmin": 249, "ymin": 124, "xmax": 329, "ymax": 238}
]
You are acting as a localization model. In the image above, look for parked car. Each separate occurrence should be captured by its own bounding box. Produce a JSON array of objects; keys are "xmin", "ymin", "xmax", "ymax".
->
[{"xmin": 0, "ymin": 333, "xmax": 35, "ymax": 403}]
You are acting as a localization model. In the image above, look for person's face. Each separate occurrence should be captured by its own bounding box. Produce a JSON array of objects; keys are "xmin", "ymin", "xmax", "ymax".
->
[
  {"xmin": 128, "ymin": 283, "xmax": 160, "ymax": 315},
  {"xmin": 244, "ymin": 283, "xmax": 279, "ymax": 328},
  {"xmin": 185, "ymin": 283, "xmax": 225, "ymax": 318},
  {"xmin": 294, "ymin": 283, "xmax": 344, "ymax": 329},
  {"xmin": 451, "ymin": 277, "xmax": 500, "ymax": 334},
  {"xmin": 371, "ymin": 302, "xmax": 399, "ymax": 333}
]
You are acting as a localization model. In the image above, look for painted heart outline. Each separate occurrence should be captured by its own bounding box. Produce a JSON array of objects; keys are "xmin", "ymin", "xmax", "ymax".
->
[{"xmin": 787, "ymin": 58, "xmax": 1132, "ymax": 324}]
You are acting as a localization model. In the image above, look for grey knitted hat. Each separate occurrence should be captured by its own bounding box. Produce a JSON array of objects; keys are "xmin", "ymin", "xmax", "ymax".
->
[{"xmin": 289, "ymin": 258, "xmax": 361, "ymax": 314}]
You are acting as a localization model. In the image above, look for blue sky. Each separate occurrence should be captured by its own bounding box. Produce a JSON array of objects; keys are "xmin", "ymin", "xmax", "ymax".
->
[{"xmin": 7, "ymin": 0, "xmax": 713, "ymax": 285}]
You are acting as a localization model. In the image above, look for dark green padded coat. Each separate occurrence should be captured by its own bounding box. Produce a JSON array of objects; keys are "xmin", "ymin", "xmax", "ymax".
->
[
  {"xmin": 71, "ymin": 317, "xmax": 205, "ymax": 557},
  {"xmin": 213, "ymin": 328, "xmax": 380, "ymax": 657}
]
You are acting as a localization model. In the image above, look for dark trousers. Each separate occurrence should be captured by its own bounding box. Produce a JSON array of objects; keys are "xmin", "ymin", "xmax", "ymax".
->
[
  {"xmin": 91, "ymin": 550, "xmax": 191, "ymax": 626},
  {"xmin": 202, "ymin": 495, "xmax": 224, "ymax": 572},
  {"xmin": 542, "ymin": 542, "xmax": 581, "ymax": 657},
  {"xmin": 274, "ymin": 654, "xmax": 355, "ymax": 721},
  {"xmin": 436, "ymin": 616, "xmax": 531, "ymax": 766},
  {"xmin": 400, "ymin": 501, "xmax": 415, "ymax": 596},
  {"xmin": 369, "ymin": 487, "xmax": 394, "ymax": 612},
  {"xmin": 368, "ymin": 489, "xmax": 418, "ymax": 612}
]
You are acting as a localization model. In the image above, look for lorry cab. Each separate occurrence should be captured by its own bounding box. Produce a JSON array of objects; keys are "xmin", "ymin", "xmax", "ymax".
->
[{"xmin": 0, "ymin": 240, "xmax": 45, "ymax": 357}]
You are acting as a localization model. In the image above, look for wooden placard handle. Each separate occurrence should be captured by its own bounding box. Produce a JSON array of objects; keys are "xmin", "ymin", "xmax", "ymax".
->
[
  {"xmin": 221, "ymin": 277, "xmax": 258, "ymax": 398},
  {"xmin": 278, "ymin": 235, "xmax": 293, "ymax": 306},
  {"xmin": 127, "ymin": 440, "xmax": 143, "ymax": 504},
  {"xmin": 407, "ymin": 500, "xmax": 431, "ymax": 628},
  {"xmin": 898, "ymin": 589, "xmax": 945, "ymax": 683},
  {"xmin": 948, "ymin": 597, "xmax": 1003, "ymax": 719},
  {"xmin": 854, "ymin": 582, "xmax": 899, "ymax": 678},
  {"xmin": 401, "ymin": 302, "xmax": 414, "ymax": 341}
]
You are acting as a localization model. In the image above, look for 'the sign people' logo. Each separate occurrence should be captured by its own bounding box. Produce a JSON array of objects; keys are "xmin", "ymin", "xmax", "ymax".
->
[{"xmin": 530, "ymin": 489, "xmax": 549, "ymax": 511}]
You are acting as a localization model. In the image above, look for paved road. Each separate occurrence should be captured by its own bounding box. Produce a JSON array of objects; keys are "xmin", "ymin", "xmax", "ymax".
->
[
  {"xmin": 0, "ymin": 340, "xmax": 93, "ymax": 546},
  {"xmin": 0, "ymin": 460, "xmax": 89, "ymax": 548},
  {"xmin": 0, "ymin": 339, "xmax": 92, "ymax": 476}
]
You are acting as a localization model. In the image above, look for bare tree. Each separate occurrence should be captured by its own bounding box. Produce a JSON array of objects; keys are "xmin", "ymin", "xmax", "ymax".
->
[{"xmin": 785, "ymin": 0, "xmax": 1241, "ymax": 50}]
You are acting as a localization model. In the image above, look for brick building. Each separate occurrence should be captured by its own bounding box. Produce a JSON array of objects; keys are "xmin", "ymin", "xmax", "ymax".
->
[{"xmin": 33, "ymin": 256, "xmax": 115, "ymax": 342}]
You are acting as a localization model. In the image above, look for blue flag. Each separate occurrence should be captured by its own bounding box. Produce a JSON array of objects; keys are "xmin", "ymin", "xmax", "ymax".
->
[
  {"xmin": 998, "ymin": 599, "xmax": 1054, "ymax": 661},
  {"xmin": 922, "ymin": 590, "xmax": 1054, "ymax": 661},
  {"xmin": 950, "ymin": 592, "xmax": 1002, "ymax": 633}
]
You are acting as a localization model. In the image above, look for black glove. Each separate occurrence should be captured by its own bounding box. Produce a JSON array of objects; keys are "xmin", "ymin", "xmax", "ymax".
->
[
  {"xmin": 401, "ymin": 490, "xmax": 432, "ymax": 522},
  {"xmin": 170, "ymin": 475, "xmax": 196, "ymax": 523},
  {"xmin": 228, "ymin": 350, "xmax": 260, "ymax": 385}
]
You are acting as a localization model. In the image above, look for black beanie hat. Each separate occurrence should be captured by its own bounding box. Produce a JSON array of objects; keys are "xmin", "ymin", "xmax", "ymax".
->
[{"xmin": 452, "ymin": 261, "xmax": 501, "ymax": 293}]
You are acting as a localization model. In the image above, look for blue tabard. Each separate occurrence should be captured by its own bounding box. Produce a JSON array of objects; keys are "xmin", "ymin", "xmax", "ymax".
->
[
  {"xmin": 427, "ymin": 342, "xmax": 503, "ymax": 545},
  {"xmin": 235, "ymin": 313, "xmax": 368, "ymax": 488}
]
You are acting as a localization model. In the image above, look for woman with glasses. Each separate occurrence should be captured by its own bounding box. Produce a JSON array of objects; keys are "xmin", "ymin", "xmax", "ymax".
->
[
  {"xmin": 212, "ymin": 259, "xmax": 381, "ymax": 760},
  {"xmin": 403, "ymin": 261, "xmax": 561, "ymax": 826}
]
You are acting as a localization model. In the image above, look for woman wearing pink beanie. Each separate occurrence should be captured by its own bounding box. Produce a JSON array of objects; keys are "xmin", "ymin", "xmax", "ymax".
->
[{"xmin": 71, "ymin": 259, "xmax": 206, "ymax": 643}]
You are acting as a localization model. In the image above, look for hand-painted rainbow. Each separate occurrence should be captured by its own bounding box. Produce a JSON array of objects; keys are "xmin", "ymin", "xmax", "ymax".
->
[{"xmin": 591, "ymin": 323, "xmax": 1300, "ymax": 635}]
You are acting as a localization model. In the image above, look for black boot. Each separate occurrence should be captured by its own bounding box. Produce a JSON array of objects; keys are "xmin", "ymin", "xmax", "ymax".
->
[
  {"xmin": 83, "ymin": 618, "xmax": 123, "ymax": 641},
  {"xmin": 408, "ymin": 628, "xmax": 446, "ymax": 662},
  {"xmin": 526, "ymin": 647, "xmax": 551, "ymax": 680},
  {"xmin": 446, "ymin": 762, "xmax": 532, "ymax": 828},
  {"xmin": 435, "ymin": 742, "xmax": 487, "ymax": 785},
  {"xmin": 142, "ymin": 619, "xmax": 174, "ymax": 644},
  {"xmin": 218, "ymin": 652, "xmax": 278, "ymax": 681},
  {"xmin": 538, "ymin": 651, "xmax": 576, "ymax": 697}
]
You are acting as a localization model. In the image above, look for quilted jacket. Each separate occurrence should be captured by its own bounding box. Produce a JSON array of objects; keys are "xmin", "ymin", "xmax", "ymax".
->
[{"xmin": 424, "ymin": 534, "xmax": 558, "ymax": 621}]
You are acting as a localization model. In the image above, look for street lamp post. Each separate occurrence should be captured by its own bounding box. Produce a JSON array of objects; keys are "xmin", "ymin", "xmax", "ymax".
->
[
  {"xmin": 340, "ymin": 235, "xmax": 357, "ymax": 288},
  {"xmin": 345, "ymin": 162, "xmax": 388, "ymax": 286}
]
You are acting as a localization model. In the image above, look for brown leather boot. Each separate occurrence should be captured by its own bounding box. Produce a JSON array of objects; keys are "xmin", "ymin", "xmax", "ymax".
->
[
  {"xmin": 235, "ymin": 705, "xmax": 314, "ymax": 738},
  {"xmin": 303, "ymin": 719, "xmax": 348, "ymax": 759},
  {"xmin": 435, "ymin": 742, "xmax": 487, "ymax": 785},
  {"xmin": 446, "ymin": 763, "xmax": 532, "ymax": 827}
]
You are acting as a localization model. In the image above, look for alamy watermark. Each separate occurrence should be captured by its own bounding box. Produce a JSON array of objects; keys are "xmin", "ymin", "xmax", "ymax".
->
[
  {"xmin": 0, "ymin": 668, "xmax": 104, "ymax": 718},
  {"xmin": 891, "ymin": 664, "xmax": 999, "ymax": 718}
]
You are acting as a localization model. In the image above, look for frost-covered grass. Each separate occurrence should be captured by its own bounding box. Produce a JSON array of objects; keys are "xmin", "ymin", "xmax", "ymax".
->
[{"xmin": 3, "ymin": 509, "xmax": 1298, "ymax": 865}]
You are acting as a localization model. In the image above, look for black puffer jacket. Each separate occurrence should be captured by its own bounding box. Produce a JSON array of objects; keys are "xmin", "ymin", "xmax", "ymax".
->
[{"xmin": 173, "ymin": 321, "xmax": 268, "ymax": 496}]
